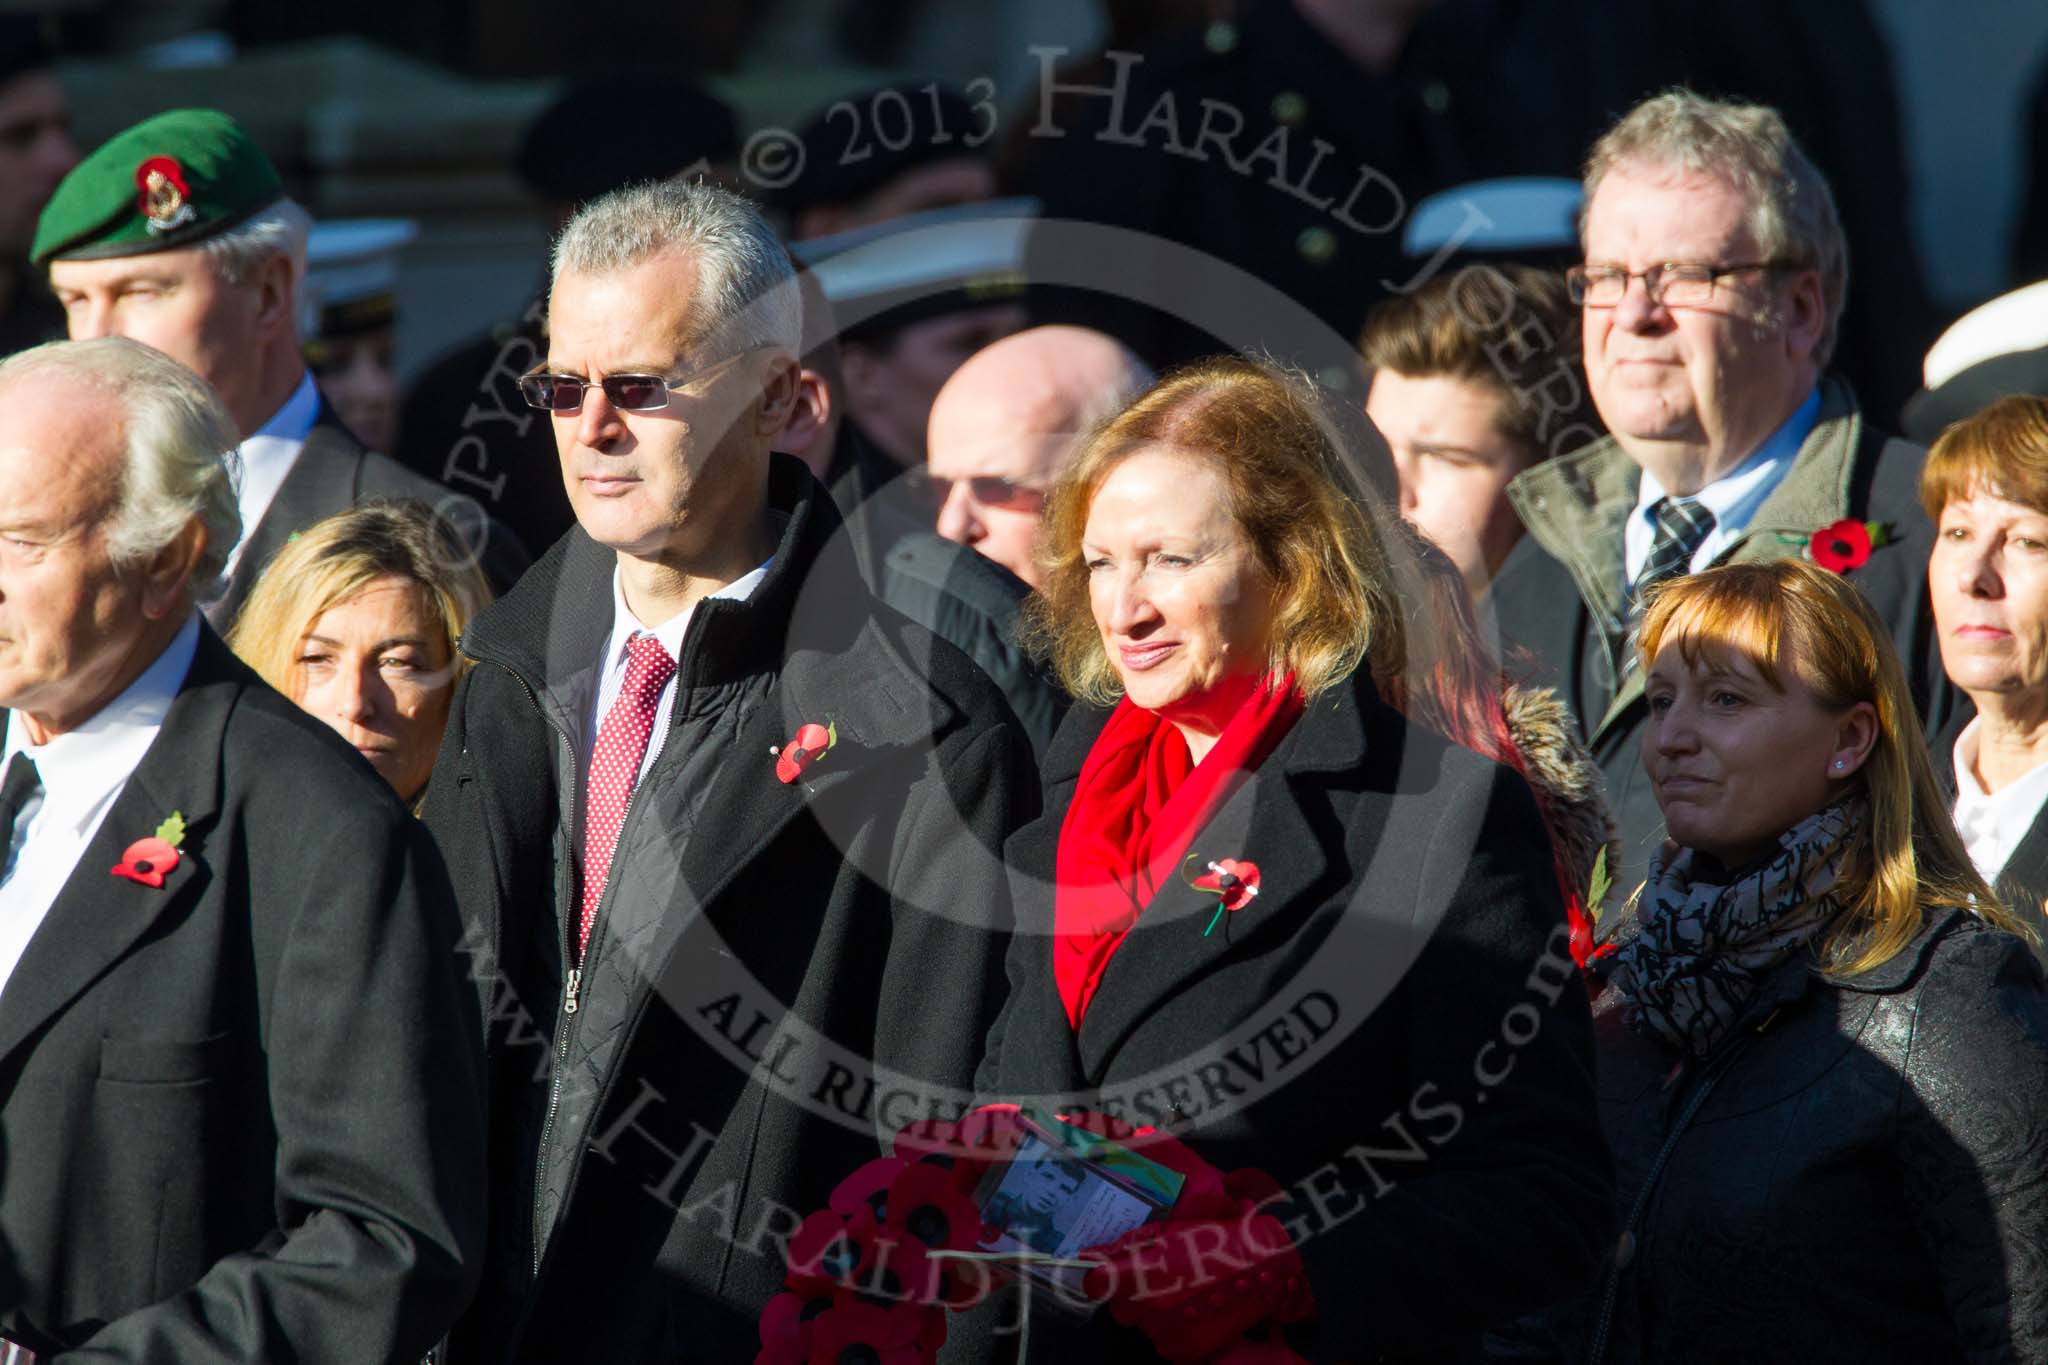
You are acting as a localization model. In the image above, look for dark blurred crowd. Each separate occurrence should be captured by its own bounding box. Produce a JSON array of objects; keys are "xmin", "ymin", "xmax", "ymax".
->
[{"xmin": 6, "ymin": 3, "xmax": 2048, "ymax": 1363}]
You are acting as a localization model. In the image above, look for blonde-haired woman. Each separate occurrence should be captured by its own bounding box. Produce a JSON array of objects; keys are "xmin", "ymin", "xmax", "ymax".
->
[
  {"xmin": 1551, "ymin": 557, "xmax": 2048, "ymax": 1364},
  {"xmin": 228, "ymin": 499, "xmax": 489, "ymax": 807},
  {"xmin": 974, "ymin": 357, "xmax": 1612, "ymax": 1362}
]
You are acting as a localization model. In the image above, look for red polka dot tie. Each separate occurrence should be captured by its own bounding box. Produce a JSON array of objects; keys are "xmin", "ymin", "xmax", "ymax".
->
[{"xmin": 578, "ymin": 632, "xmax": 675, "ymax": 961}]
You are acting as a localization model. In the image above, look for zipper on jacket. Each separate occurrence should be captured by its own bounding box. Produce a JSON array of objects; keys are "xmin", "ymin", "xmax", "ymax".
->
[
  {"xmin": 475, "ymin": 659, "xmax": 582, "ymax": 1283},
  {"xmin": 514, "ymin": 601, "xmax": 717, "ymax": 1283}
]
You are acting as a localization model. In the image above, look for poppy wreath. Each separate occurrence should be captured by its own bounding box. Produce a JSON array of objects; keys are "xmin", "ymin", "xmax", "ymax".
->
[{"xmin": 757, "ymin": 1106, "xmax": 1314, "ymax": 1364}]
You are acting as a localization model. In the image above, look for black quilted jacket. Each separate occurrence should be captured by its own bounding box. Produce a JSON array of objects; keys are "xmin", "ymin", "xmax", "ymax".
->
[
  {"xmin": 1507, "ymin": 907, "xmax": 2048, "ymax": 1364},
  {"xmin": 422, "ymin": 454, "xmax": 1038, "ymax": 1363}
]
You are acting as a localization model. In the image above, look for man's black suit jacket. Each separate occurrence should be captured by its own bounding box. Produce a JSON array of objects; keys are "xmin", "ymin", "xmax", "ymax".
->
[
  {"xmin": 205, "ymin": 401, "xmax": 531, "ymax": 631},
  {"xmin": 0, "ymin": 624, "xmax": 486, "ymax": 1359}
]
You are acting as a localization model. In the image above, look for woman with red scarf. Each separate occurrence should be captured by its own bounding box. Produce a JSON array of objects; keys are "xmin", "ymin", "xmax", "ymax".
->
[{"xmin": 963, "ymin": 357, "xmax": 1615, "ymax": 1363}]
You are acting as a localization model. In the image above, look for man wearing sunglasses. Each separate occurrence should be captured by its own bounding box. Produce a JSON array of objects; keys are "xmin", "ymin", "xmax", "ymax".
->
[
  {"xmin": 1490, "ymin": 90, "xmax": 1950, "ymax": 898},
  {"xmin": 422, "ymin": 180, "xmax": 1033, "ymax": 1365},
  {"xmin": 925, "ymin": 324, "xmax": 1152, "ymax": 591}
]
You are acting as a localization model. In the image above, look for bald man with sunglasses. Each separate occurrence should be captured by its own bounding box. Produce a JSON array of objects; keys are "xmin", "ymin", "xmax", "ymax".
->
[{"xmin": 924, "ymin": 325, "xmax": 1151, "ymax": 589}]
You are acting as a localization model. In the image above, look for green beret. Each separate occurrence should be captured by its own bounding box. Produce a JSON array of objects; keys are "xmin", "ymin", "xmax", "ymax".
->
[{"xmin": 31, "ymin": 108, "xmax": 284, "ymax": 268}]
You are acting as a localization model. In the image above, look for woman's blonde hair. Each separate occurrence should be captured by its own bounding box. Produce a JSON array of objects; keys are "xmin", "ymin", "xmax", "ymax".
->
[
  {"xmin": 1638, "ymin": 558, "xmax": 2031, "ymax": 973},
  {"xmin": 1024, "ymin": 356, "xmax": 1403, "ymax": 706},
  {"xmin": 226, "ymin": 499, "xmax": 490, "ymax": 702}
]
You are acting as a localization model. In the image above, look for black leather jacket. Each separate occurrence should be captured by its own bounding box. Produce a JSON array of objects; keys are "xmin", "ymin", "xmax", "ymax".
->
[{"xmin": 1504, "ymin": 906, "xmax": 2048, "ymax": 1365}]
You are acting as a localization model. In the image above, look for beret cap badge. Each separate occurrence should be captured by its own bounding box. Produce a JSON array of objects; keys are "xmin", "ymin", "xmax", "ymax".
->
[{"xmin": 135, "ymin": 155, "xmax": 196, "ymax": 235}]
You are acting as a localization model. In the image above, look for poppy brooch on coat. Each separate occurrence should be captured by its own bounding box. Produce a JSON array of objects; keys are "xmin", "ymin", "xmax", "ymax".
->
[
  {"xmin": 772, "ymin": 721, "xmax": 838, "ymax": 785},
  {"xmin": 1802, "ymin": 518, "xmax": 1892, "ymax": 573},
  {"xmin": 1185, "ymin": 855, "xmax": 1262, "ymax": 936},
  {"xmin": 111, "ymin": 811, "xmax": 185, "ymax": 888}
]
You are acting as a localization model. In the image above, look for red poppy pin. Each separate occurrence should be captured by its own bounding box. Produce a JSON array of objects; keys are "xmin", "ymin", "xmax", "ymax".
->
[
  {"xmin": 1186, "ymin": 855, "xmax": 1262, "ymax": 937},
  {"xmin": 134, "ymin": 156, "xmax": 197, "ymax": 235},
  {"xmin": 111, "ymin": 811, "xmax": 185, "ymax": 888},
  {"xmin": 1807, "ymin": 518, "xmax": 1892, "ymax": 573},
  {"xmin": 772, "ymin": 721, "xmax": 838, "ymax": 784}
]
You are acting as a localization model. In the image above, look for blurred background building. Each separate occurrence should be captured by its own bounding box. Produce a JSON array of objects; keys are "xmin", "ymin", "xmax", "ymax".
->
[{"xmin": 18, "ymin": 0, "xmax": 2048, "ymax": 422}]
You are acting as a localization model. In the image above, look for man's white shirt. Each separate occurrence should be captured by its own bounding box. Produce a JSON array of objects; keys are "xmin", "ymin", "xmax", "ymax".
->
[
  {"xmin": 587, "ymin": 559, "xmax": 773, "ymax": 784},
  {"xmin": 0, "ymin": 612, "xmax": 201, "ymax": 994}
]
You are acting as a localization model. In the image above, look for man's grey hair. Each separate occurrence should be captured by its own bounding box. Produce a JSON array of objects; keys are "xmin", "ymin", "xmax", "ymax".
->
[
  {"xmin": 1582, "ymin": 89, "xmax": 1848, "ymax": 367},
  {"xmin": 200, "ymin": 196, "xmax": 312, "ymax": 294},
  {"xmin": 550, "ymin": 179, "xmax": 802, "ymax": 360},
  {"xmin": 0, "ymin": 337, "xmax": 241, "ymax": 600}
]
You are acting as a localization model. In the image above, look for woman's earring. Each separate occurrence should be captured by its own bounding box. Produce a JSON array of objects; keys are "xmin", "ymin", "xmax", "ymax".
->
[{"xmin": 1833, "ymin": 759, "xmax": 1846, "ymax": 771}]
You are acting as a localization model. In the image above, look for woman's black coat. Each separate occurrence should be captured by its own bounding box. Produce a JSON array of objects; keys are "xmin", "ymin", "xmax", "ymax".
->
[
  {"xmin": 1522, "ymin": 907, "xmax": 2048, "ymax": 1364},
  {"xmin": 976, "ymin": 668, "xmax": 1616, "ymax": 1363}
]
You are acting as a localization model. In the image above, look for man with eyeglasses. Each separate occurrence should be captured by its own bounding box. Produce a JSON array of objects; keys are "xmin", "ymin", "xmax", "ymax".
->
[
  {"xmin": 421, "ymin": 180, "xmax": 1033, "ymax": 1365},
  {"xmin": 1491, "ymin": 90, "xmax": 1951, "ymax": 897}
]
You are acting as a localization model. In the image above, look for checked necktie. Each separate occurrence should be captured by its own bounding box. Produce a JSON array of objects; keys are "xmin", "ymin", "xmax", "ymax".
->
[
  {"xmin": 578, "ymin": 632, "xmax": 675, "ymax": 961},
  {"xmin": 1630, "ymin": 496, "xmax": 1718, "ymax": 616}
]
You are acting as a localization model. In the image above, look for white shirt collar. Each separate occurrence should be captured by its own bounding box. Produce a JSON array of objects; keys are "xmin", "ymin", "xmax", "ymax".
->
[
  {"xmin": 601, "ymin": 557, "xmax": 775, "ymax": 671},
  {"xmin": 224, "ymin": 371, "xmax": 322, "ymax": 578},
  {"xmin": 1951, "ymin": 716, "xmax": 2048, "ymax": 885},
  {"xmin": 1, "ymin": 612, "xmax": 201, "ymax": 837},
  {"xmin": 1624, "ymin": 384, "xmax": 1823, "ymax": 584}
]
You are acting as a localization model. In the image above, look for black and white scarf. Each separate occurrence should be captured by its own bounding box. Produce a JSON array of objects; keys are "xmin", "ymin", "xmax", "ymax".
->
[{"xmin": 1609, "ymin": 799, "xmax": 1863, "ymax": 1057}]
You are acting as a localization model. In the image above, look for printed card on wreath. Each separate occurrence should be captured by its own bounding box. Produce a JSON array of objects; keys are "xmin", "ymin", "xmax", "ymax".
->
[{"xmin": 959, "ymin": 1110, "xmax": 1185, "ymax": 1308}]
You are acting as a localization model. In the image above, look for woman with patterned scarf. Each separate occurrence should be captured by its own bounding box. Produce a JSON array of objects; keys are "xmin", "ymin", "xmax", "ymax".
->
[{"xmin": 1544, "ymin": 557, "xmax": 2048, "ymax": 1365}]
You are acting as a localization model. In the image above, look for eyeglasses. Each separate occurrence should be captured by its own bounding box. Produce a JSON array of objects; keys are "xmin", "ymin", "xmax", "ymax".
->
[
  {"xmin": 903, "ymin": 469, "xmax": 1048, "ymax": 512},
  {"xmin": 518, "ymin": 351, "xmax": 750, "ymax": 413},
  {"xmin": 1565, "ymin": 260, "xmax": 1799, "ymax": 308}
]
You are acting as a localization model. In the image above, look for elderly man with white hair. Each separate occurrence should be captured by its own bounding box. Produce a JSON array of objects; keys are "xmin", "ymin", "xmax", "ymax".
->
[
  {"xmin": 925, "ymin": 324, "xmax": 1152, "ymax": 590},
  {"xmin": 422, "ymin": 180, "xmax": 1033, "ymax": 1364},
  {"xmin": 0, "ymin": 337, "xmax": 485, "ymax": 1360},
  {"xmin": 1491, "ymin": 89, "xmax": 1952, "ymax": 897}
]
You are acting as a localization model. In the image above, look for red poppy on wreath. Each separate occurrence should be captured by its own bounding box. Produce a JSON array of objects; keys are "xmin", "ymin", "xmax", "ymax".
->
[
  {"xmin": 829, "ymin": 1155, "xmax": 907, "ymax": 1222},
  {"xmin": 803, "ymin": 1296, "xmax": 931, "ymax": 1365},
  {"xmin": 882, "ymin": 1161, "xmax": 986, "ymax": 1305},
  {"xmin": 772, "ymin": 720, "xmax": 838, "ymax": 784},
  {"xmin": 1187, "ymin": 855, "xmax": 1262, "ymax": 936},
  {"xmin": 1808, "ymin": 518, "xmax": 1891, "ymax": 573},
  {"xmin": 755, "ymin": 1288, "xmax": 836, "ymax": 1365},
  {"xmin": 111, "ymin": 811, "xmax": 187, "ymax": 888},
  {"xmin": 786, "ymin": 1207, "xmax": 879, "ymax": 1295}
]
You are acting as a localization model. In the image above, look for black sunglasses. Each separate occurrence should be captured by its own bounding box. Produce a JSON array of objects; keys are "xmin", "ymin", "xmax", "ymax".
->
[{"xmin": 519, "ymin": 352, "xmax": 750, "ymax": 413}]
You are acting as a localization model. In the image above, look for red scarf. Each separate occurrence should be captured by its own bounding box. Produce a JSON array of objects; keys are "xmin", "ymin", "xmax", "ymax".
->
[{"xmin": 1053, "ymin": 674, "xmax": 1305, "ymax": 1029}]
